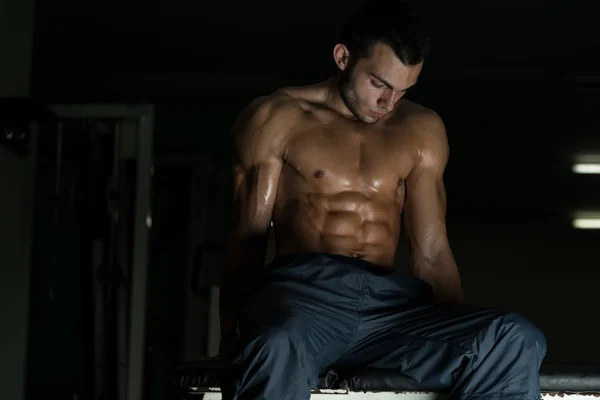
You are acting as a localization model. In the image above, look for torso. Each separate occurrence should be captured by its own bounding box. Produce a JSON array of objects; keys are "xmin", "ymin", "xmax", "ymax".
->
[{"xmin": 270, "ymin": 88, "xmax": 427, "ymax": 268}]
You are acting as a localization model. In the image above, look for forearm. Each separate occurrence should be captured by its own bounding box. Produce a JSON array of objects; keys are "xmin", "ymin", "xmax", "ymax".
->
[
  {"xmin": 411, "ymin": 249, "xmax": 464, "ymax": 303},
  {"xmin": 219, "ymin": 233, "xmax": 268, "ymax": 338}
]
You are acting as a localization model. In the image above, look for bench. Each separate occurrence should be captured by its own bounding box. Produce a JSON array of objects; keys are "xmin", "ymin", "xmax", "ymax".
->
[{"xmin": 176, "ymin": 358, "xmax": 600, "ymax": 399}]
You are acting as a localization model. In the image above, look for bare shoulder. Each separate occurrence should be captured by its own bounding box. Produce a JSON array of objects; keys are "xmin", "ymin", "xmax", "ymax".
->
[
  {"xmin": 233, "ymin": 90, "xmax": 304, "ymax": 134},
  {"xmin": 394, "ymin": 100, "xmax": 446, "ymax": 137},
  {"xmin": 395, "ymin": 100, "xmax": 449, "ymax": 169},
  {"xmin": 232, "ymin": 90, "xmax": 305, "ymax": 167}
]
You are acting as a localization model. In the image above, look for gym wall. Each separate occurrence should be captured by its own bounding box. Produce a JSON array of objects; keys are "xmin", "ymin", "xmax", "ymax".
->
[
  {"xmin": 0, "ymin": 0, "xmax": 35, "ymax": 400},
  {"xmin": 0, "ymin": 147, "xmax": 36, "ymax": 400}
]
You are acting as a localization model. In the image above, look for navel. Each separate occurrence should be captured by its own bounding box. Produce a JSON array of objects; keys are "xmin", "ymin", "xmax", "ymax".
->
[{"xmin": 314, "ymin": 170, "xmax": 325, "ymax": 179}]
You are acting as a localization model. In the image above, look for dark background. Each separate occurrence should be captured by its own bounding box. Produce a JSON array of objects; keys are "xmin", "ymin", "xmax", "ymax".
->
[{"xmin": 2, "ymin": 0, "xmax": 599, "ymax": 399}]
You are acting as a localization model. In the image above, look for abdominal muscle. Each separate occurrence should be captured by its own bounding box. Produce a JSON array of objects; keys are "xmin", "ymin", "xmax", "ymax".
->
[{"xmin": 272, "ymin": 190, "xmax": 402, "ymax": 268}]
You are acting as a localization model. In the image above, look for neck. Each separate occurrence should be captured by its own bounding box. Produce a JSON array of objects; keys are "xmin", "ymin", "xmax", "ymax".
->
[{"xmin": 321, "ymin": 76, "xmax": 360, "ymax": 121}]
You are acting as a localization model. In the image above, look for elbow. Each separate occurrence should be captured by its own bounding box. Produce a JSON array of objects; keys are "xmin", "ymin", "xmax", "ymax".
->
[
  {"xmin": 226, "ymin": 221, "xmax": 272, "ymax": 260},
  {"xmin": 409, "ymin": 241, "xmax": 452, "ymax": 274},
  {"xmin": 425, "ymin": 245, "xmax": 454, "ymax": 271},
  {"xmin": 232, "ymin": 207, "xmax": 272, "ymax": 238},
  {"xmin": 230, "ymin": 221, "xmax": 271, "ymax": 244}
]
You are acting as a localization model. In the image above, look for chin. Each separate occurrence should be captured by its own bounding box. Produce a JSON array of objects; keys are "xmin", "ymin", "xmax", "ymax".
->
[
  {"xmin": 347, "ymin": 107, "xmax": 371, "ymax": 123},
  {"xmin": 358, "ymin": 111, "xmax": 379, "ymax": 124},
  {"xmin": 361, "ymin": 116, "xmax": 378, "ymax": 124}
]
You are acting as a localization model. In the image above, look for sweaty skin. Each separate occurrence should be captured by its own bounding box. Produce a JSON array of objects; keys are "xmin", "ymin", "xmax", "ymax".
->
[{"xmin": 220, "ymin": 43, "xmax": 463, "ymax": 354}]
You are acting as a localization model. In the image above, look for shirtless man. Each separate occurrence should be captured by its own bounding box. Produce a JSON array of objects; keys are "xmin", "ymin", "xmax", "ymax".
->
[{"xmin": 219, "ymin": 1, "xmax": 546, "ymax": 399}]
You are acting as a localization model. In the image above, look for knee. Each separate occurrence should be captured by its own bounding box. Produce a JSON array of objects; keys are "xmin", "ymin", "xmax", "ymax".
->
[
  {"xmin": 258, "ymin": 327, "xmax": 300, "ymax": 349},
  {"xmin": 500, "ymin": 312, "xmax": 547, "ymax": 362},
  {"xmin": 240, "ymin": 326, "xmax": 306, "ymax": 364},
  {"xmin": 227, "ymin": 327, "xmax": 313, "ymax": 400}
]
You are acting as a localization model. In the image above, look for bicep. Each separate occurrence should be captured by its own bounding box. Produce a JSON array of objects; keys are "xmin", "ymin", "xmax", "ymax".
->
[
  {"xmin": 403, "ymin": 168, "xmax": 447, "ymax": 252},
  {"xmin": 232, "ymin": 160, "xmax": 282, "ymax": 236},
  {"xmin": 403, "ymin": 117, "xmax": 450, "ymax": 255},
  {"xmin": 230, "ymin": 97, "xmax": 286, "ymax": 236}
]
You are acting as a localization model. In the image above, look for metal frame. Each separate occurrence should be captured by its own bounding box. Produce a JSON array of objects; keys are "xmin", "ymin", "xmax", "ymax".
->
[
  {"xmin": 49, "ymin": 104, "xmax": 154, "ymax": 400},
  {"xmin": 49, "ymin": 104, "xmax": 153, "ymax": 119},
  {"xmin": 192, "ymin": 391, "xmax": 595, "ymax": 400}
]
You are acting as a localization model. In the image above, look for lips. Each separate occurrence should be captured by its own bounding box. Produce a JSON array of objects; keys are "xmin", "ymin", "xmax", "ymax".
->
[{"xmin": 369, "ymin": 111, "xmax": 385, "ymax": 118}]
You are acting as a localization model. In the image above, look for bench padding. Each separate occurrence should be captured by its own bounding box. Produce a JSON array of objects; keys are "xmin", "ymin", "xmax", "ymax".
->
[{"xmin": 176, "ymin": 358, "xmax": 600, "ymax": 394}]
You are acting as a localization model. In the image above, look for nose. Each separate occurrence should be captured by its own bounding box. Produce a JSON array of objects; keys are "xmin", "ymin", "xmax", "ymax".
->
[{"xmin": 377, "ymin": 91, "xmax": 395, "ymax": 112}]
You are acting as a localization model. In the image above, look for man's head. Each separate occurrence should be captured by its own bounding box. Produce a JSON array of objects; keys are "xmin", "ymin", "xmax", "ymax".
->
[{"xmin": 334, "ymin": 0, "xmax": 430, "ymax": 123}]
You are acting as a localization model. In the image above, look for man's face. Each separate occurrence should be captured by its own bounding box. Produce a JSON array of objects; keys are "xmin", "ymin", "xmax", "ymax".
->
[{"xmin": 336, "ymin": 42, "xmax": 423, "ymax": 123}]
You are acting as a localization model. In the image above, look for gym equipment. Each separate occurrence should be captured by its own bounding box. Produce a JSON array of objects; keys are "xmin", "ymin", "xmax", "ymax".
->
[
  {"xmin": 46, "ymin": 104, "xmax": 154, "ymax": 400},
  {"xmin": 176, "ymin": 359, "xmax": 600, "ymax": 399}
]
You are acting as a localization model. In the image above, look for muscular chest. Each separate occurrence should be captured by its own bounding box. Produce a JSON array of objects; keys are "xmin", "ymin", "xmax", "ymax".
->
[{"xmin": 283, "ymin": 124, "xmax": 416, "ymax": 191}]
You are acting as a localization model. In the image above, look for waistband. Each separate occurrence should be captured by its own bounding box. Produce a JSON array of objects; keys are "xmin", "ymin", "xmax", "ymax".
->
[
  {"xmin": 265, "ymin": 252, "xmax": 433, "ymax": 302},
  {"xmin": 265, "ymin": 252, "xmax": 433, "ymax": 301},
  {"xmin": 266, "ymin": 252, "xmax": 397, "ymax": 276}
]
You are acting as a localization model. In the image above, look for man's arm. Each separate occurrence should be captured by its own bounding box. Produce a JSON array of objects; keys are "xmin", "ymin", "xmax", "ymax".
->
[
  {"xmin": 219, "ymin": 95, "xmax": 288, "ymax": 355},
  {"xmin": 403, "ymin": 111, "xmax": 464, "ymax": 303}
]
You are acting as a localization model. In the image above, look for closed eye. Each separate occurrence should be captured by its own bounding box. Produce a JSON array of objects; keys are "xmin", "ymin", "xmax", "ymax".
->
[{"xmin": 370, "ymin": 79, "xmax": 386, "ymax": 89}]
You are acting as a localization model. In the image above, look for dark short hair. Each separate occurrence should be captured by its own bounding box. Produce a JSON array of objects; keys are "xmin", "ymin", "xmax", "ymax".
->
[{"xmin": 340, "ymin": 0, "xmax": 431, "ymax": 67}]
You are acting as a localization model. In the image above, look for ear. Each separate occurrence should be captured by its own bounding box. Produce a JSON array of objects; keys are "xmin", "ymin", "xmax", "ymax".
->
[{"xmin": 333, "ymin": 44, "xmax": 351, "ymax": 71}]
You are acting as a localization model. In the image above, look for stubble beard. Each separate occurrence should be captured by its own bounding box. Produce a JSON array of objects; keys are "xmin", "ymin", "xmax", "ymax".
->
[{"xmin": 338, "ymin": 71, "xmax": 375, "ymax": 124}]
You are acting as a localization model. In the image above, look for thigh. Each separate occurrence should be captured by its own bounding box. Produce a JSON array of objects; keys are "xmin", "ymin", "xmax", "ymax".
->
[
  {"xmin": 332, "ymin": 302, "xmax": 508, "ymax": 389},
  {"xmin": 223, "ymin": 277, "xmax": 357, "ymax": 400},
  {"xmin": 237, "ymin": 265, "xmax": 361, "ymax": 374}
]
